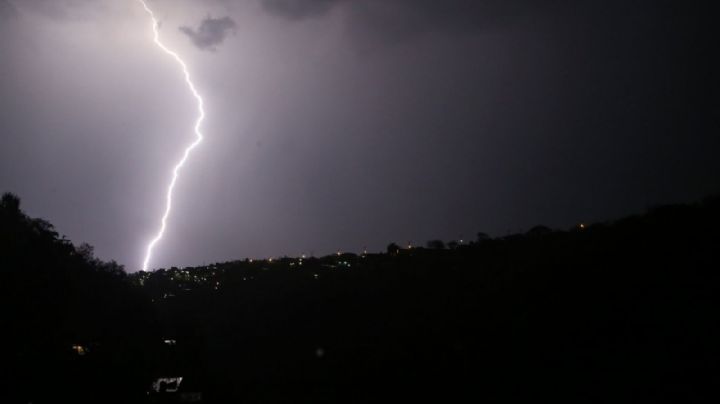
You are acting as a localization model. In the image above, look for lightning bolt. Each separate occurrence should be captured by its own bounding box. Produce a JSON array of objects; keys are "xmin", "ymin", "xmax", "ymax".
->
[{"xmin": 138, "ymin": 0, "xmax": 205, "ymax": 271}]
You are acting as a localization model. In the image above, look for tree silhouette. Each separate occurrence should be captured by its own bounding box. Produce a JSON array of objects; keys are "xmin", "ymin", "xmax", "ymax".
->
[
  {"xmin": 386, "ymin": 242, "xmax": 400, "ymax": 254},
  {"xmin": 528, "ymin": 225, "xmax": 552, "ymax": 237},
  {"xmin": 1, "ymin": 192, "xmax": 20, "ymax": 212}
]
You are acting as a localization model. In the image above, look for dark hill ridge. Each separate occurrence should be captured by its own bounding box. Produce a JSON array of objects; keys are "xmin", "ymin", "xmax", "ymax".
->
[
  {"xmin": 0, "ymin": 193, "xmax": 158, "ymax": 403},
  {"xmin": 2, "ymin": 192, "xmax": 719, "ymax": 403}
]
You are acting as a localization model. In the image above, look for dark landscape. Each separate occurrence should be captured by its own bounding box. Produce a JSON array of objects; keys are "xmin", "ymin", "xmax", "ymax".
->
[{"xmin": 2, "ymin": 192, "xmax": 718, "ymax": 403}]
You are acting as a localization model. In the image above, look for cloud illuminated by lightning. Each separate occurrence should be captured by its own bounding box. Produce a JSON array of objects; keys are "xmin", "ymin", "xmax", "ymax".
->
[{"xmin": 138, "ymin": 0, "xmax": 205, "ymax": 271}]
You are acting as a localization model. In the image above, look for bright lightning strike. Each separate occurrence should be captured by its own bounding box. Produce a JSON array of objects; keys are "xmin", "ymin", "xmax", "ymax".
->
[{"xmin": 138, "ymin": 0, "xmax": 205, "ymax": 271}]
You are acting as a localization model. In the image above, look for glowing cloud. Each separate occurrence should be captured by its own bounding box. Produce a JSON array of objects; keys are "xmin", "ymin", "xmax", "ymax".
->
[{"xmin": 137, "ymin": 0, "xmax": 205, "ymax": 271}]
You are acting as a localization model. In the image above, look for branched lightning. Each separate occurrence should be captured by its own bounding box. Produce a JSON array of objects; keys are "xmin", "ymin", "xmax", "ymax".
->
[{"xmin": 138, "ymin": 0, "xmax": 205, "ymax": 271}]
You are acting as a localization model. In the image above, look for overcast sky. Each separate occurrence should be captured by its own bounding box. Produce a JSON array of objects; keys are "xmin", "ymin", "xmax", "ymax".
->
[{"xmin": 1, "ymin": 0, "xmax": 718, "ymax": 270}]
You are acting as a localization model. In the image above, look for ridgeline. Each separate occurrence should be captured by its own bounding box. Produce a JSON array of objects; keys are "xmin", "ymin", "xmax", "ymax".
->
[{"xmin": 2, "ymin": 192, "xmax": 718, "ymax": 403}]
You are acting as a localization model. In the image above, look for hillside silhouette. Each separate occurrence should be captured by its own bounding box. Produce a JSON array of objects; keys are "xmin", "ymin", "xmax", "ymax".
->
[{"xmin": 1, "ymin": 191, "xmax": 718, "ymax": 403}]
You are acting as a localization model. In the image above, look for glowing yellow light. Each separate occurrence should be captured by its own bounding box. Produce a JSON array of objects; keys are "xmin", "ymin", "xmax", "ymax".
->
[{"xmin": 72, "ymin": 344, "xmax": 87, "ymax": 356}]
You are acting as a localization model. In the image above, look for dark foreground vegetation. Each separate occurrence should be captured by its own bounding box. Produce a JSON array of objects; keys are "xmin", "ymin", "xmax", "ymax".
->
[{"xmin": 1, "ymin": 192, "xmax": 718, "ymax": 403}]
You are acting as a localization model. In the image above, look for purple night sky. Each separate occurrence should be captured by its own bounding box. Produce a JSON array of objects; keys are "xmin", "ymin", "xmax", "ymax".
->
[{"xmin": 1, "ymin": 0, "xmax": 718, "ymax": 270}]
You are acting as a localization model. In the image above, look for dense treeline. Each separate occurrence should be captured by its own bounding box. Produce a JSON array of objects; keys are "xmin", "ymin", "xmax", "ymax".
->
[
  {"xmin": 2, "ymin": 192, "xmax": 718, "ymax": 402},
  {"xmin": 0, "ymin": 193, "xmax": 158, "ymax": 403}
]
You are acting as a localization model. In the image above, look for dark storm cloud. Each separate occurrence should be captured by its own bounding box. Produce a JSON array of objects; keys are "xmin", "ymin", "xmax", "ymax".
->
[
  {"xmin": 179, "ymin": 16, "xmax": 237, "ymax": 51},
  {"xmin": 260, "ymin": 0, "xmax": 558, "ymax": 35},
  {"xmin": 261, "ymin": 0, "xmax": 339, "ymax": 20},
  {"xmin": 258, "ymin": 0, "xmax": 569, "ymax": 53},
  {"xmin": 0, "ymin": 0, "xmax": 18, "ymax": 20},
  {"xmin": 6, "ymin": 0, "xmax": 113, "ymax": 20}
]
